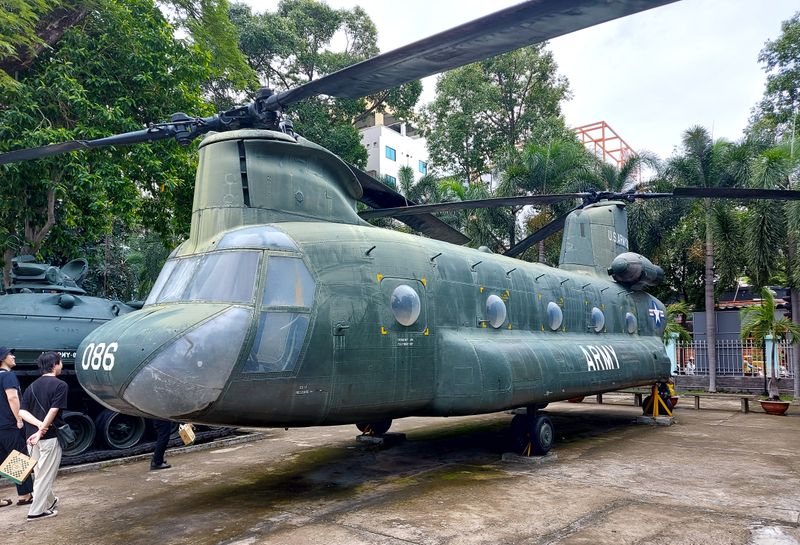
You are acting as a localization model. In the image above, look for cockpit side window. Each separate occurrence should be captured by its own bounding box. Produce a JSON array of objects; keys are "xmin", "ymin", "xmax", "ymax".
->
[
  {"xmin": 244, "ymin": 255, "xmax": 316, "ymax": 374},
  {"xmin": 262, "ymin": 256, "xmax": 315, "ymax": 307}
]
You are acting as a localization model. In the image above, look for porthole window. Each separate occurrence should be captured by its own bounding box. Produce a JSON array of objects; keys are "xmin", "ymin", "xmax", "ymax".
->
[
  {"xmin": 486, "ymin": 294, "xmax": 507, "ymax": 329},
  {"xmin": 591, "ymin": 307, "xmax": 605, "ymax": 333},
  {"xmin": 547, "ymin": 302, "xmax": 563, "ymax": 331},
  {"xmin": 626, "ymin": 312, "xmax": 638, "ymax": 334},
  {"xmin": 391, "ymin": 284, "xmax": 421, "ymax": 326}
]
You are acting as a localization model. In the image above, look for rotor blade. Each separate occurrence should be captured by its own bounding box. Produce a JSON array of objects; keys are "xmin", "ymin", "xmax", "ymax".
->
[
  {"xmin": 0, "ymin": 128, "xmax": 176, "ymax": 165},
  {"xmin": 350, "ymin": 166, "xmax": 470, "ymax": 245},
  {"xmin": 267, "ymin": 0, "xmax": 678, "ymax": 109},
  {"xmin": 672, "ymin": 187, "xmax": 800, "ymax": 200},
  {"xmin": 505, "ymin": 208, "xmax": 578, "ymax": 258},
  {"xmin": 359, "ymin": 193, "xmax": 585, "ymax": 219},
  {"xmin": 0, "ymin": 116, "xmax": 224, "ymax": 165}
]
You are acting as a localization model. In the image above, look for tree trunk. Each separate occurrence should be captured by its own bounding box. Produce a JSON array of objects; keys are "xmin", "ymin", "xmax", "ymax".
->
[
  {"xmin": 538, "ymin": 240, "xmax": 545, "ymax": 263},
  {"xmin": 705, "ymin": 203, "xmax": 717, "ymax": 392}
]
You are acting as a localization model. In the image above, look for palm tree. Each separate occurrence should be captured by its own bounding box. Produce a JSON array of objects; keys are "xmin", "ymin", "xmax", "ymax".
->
[
  {"xmin": 664, "ymin": 302, "xmax": 692, "ymax": 343},
  {"xmin": 503, "ymin": 138, "xmax": 595, "ymax": 262},
  {"xmin": 742, "ymin": 140, "xmax": 800, "ymax": 397},
  {"xmin": 741, "ymin": 287, "xmax": 800, "ymax": 398},
  {"xmin": 667, "ymin": 126, "xmax": 739, "ymax": 392}
]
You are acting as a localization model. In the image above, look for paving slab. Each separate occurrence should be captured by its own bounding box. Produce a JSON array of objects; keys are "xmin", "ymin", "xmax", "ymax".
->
[{"xmin": 0, "ymin": 396, "xmax": 798, "ymax": 545}]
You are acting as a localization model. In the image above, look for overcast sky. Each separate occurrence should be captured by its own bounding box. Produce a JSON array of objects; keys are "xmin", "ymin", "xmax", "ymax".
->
[{"xmin": 241, "ymin": 0, "xmax": 798, "ymax": 160}]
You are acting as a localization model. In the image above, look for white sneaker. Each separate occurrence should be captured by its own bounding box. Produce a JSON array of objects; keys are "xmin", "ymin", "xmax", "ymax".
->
[
  {"xmin": 27, "ymin": 509, "xmax": 57, "ymax": 521},
  {"xmin": 49, "ymin": 496, "xmax": 59, "ymax": 510}
]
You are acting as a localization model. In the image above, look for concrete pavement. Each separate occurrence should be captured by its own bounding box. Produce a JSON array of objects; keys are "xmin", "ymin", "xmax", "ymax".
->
[{"xmin": 0, "ymin": 395, "xmax": 798, "ymax": 545}]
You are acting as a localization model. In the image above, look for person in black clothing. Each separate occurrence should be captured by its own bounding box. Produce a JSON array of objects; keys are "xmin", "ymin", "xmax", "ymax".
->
[
  {"xmin": 19, "ymin": 352, "xmax": 68, "ymax": 521},
  {"xmin": 150, "ymin": 419, "xmax": 172, "ymax": 470},
  {"xmin": 0, "ymin": 346, "xmax": 33, "ymax": 507}
]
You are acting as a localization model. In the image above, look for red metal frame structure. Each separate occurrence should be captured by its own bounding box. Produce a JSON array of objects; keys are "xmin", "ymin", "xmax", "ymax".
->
[{"xmin": 574, "ymin": 121, "xmax": 635, "ymax": 169}]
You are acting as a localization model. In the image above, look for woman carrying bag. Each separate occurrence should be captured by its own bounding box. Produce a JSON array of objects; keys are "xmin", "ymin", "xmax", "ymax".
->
[{"xmin": 19, "ymin": 352, "xmax": 68, "ymax": 521}]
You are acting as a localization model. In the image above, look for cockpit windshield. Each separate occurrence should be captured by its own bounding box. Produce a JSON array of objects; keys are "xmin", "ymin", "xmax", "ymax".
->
[{"xmin": 145, "ymin": 251, "xmax": 260, "ymax": 305}]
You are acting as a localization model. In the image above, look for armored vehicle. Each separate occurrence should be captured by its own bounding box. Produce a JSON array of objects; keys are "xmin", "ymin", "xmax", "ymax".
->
[{"xmin": 0, "ymin": 255, "xmax": 146, "ymax": 459}]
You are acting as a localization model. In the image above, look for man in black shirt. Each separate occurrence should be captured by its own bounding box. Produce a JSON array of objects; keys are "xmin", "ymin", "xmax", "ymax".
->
[
  {"xmin": 0, "ymin": 346, "xmax": 33, "ymax": 507},
  {"xmin": 20, "ymin": 352, "xmax": 68, "ymax": 521}
]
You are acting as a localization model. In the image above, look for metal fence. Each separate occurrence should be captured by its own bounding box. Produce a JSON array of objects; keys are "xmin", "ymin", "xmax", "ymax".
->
[{"xmin": 676, "ymin": 339, "xmax": 796, "ymax": 378}]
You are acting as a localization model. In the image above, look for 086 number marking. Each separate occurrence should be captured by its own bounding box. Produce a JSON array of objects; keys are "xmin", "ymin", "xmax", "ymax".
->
[{"xmin": 81, "ymin": 342, "xmax": 118, "ymax": 371}]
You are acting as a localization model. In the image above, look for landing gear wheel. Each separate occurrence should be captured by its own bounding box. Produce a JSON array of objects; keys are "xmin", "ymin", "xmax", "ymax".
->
[
  {"xmin": 94, "ymin": 409, "xmax": 146, "ymax": 449},
  {"xmin": 61, "ymin": 411, "xmax": 96, "ymax": 456},
  {"xmin": 356, "ymin": 418, "xmax": 392, "ymax": 436},
  {"xmin": 511, "ymin": 414, "xmax": 554, "ymax": 456},
  {"xmin": 642, "ymin": 395, "xmax": 673, "ymax": 416}
]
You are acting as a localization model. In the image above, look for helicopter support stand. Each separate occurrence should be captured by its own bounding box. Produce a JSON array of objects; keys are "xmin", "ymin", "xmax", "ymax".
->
[
  {"xmin": 355, "ymin": 419, "xmax": 405, "ymax": 447},
  {"xmin": 355, "ymin": 432, "xmax": 406, "ymax": 447},
  {"xmin": 636, "ymin": 383, "xmax": 675, "ymax": 426}
]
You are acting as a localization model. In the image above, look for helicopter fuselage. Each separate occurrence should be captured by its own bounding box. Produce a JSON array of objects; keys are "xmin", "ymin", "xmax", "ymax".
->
[{"xmin": 77, "ymin": 220, "xmax": 669, "ymax": 427}]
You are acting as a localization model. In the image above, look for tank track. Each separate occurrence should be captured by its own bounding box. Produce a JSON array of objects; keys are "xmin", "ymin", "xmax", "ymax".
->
[{"xmin": 61, "ymin": 427, "xmax": 236, "ymax": 466}]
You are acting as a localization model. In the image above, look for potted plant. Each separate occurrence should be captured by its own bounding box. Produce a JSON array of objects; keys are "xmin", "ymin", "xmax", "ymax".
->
[{"xmin": 740, "ymin": 287, "xmax": 798, "ymax": 415}]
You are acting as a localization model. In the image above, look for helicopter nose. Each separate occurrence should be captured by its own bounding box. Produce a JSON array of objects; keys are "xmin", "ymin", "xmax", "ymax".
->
[{"xmin": 77, "ymin": 304, "xmax": 252, "ymax": 418}]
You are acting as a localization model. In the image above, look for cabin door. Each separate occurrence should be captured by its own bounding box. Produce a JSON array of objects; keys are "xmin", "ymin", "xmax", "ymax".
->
[{"xmin": 377, "ymin": 277, "xmax": 435, "ymax": 408}]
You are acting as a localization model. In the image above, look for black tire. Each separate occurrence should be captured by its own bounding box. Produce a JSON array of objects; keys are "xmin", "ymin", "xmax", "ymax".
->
[
  {"xmin": 61, "ymin": 411, "xmax": 96, "ymax": 457},
  {"xmin": 642, "ymin": 394, "xmax": 673, "ymax": 415},
  {"xmin": 511, "ymin": 414, "xmax": 554, "ymax": 456},
  {"xmin": 531, "ymin": 415, "xmax": 554, "ymax": 455},
  {"xmin": 94, "ymin": 409, "xmax": 146, "ymax": 449},
  {"xmin": 355, "ymin": 418, "xmax": 392, "ymax": 436}
]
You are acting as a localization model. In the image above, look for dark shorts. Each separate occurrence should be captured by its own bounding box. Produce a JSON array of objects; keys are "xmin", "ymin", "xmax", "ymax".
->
[{"xmin": 0, "ymin": 426, "xmax": 34, "ymax": 494}]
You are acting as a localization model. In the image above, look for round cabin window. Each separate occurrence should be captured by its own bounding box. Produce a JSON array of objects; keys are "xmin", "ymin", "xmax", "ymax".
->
[
  {"xmin": 391, "ymin": 285, "xmax": 421, "ymax": 326},
  {"xmin": 486, "ymin": 294, "xmax": 507, "ymax": 329},
  {"xmin": 626, "ymin": 312, "xmax": 638, "ymax": 334},
  {"xmin": 591, "ymin": 307, "xmax": 605, "ymax": 333},
  {"xmin": 547, "ymin": 302, "xmax": 563, "ymax": 331}
]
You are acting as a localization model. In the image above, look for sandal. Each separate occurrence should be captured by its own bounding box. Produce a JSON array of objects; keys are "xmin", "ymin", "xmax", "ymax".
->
[
  {"xmin": 17, "ymin": 497, "xmax": 33, "ymax": 505},
  {"xmin": 0, "ymin": 499, "xmax": 12, "ymax": 508}
]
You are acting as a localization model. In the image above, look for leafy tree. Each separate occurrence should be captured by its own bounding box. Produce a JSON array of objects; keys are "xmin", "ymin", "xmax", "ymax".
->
[
  {"xmin": 225, "ymin": 0, "xmax": 421, "ymax": 167},
  {"xmin": 424, "ymin": 45, "xmax": 571, "ymax": 182},
  {"xmin": 0, "ymin": 0, "xmax": 212, "ymax": 286},
  {"xmin": 0, "ymin": 0, "xmax": 64, "ymax": 90},
  {"xmin": 667, "ymin": 126, "xmax": 743, "ymax": 392},
  {"xmin": 750, "ymin": 11, "xmax": 800, "ymax": 141},
  {"xmin": 502, "ymin": 138, "xmax": 594, "ymax": 262}
]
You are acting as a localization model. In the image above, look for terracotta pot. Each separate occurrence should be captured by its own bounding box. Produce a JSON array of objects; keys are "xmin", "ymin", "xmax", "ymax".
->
[
  {"xmin": 567, "ymin": 396, "xmax": 585, "ymax": 403},
  {"xmin": 759, "ymin": 400, "xmax": 790, "ymax": 416}
]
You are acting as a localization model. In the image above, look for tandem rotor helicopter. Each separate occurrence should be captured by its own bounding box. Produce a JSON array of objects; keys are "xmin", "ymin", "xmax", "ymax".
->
[{"xmin": 4, "ymin": 0, "xmax": 800, "ymax": 456}]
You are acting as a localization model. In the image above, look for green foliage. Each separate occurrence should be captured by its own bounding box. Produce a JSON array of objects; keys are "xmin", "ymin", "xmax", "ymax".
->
[
  {"xmin": 0, "ymin": 0, "xmax": 212, "ymax": 284},
  {"xmin": 424, "ymin": 45, "xmax": 571, "ymax": 182},
  {"xmin": 664, "ymin": 302, "xmax": 692, "ymax": 343},
  {"xmin": 224, "ymin": 0, "xmax": 419, "ymax": 166},
  {"xmin": 741, "ymin": 287, "xmax": 800, "ymax": 395},
  {"xmin": 0, "ymin": 0, "xmax": 55, "ymax": 90},
  {"xmin": 751, "ymin": 11, "xmax": 800, "ymax": 140},
  {"xmin": 162, "ymin": 0, "xmax": 257, "ymax": 95}
]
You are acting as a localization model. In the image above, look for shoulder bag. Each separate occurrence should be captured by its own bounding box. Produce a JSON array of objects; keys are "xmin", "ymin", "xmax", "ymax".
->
[{"xmin": 29, "ymin": 385, "xmax": 75, "ymax": 449}]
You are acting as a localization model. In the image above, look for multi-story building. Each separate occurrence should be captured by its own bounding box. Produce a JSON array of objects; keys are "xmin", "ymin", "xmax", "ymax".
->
[{"xmin": 357, "ymin": 111, "xmax": 429, "ymax": 188}]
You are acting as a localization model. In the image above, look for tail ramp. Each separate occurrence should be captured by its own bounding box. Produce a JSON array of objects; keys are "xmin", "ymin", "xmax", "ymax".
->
[{"xmin": 558, "ymin": 201, "xmax": 629, "ymax": 277}]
